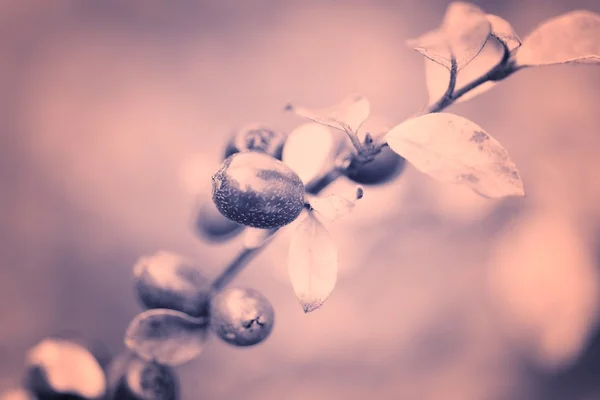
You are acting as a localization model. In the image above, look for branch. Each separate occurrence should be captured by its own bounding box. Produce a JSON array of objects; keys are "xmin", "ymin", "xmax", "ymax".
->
[{"xmin": 209, "ymin": 41, "xmax": 516, "ymax": 291}]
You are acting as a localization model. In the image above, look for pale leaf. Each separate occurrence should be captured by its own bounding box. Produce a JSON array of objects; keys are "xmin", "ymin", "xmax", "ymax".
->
[
  {"xmin": 425, "ymin": 35, "xmax": 505, "ymax": 105},
  {"xmin": 385, "ymin": 113, "xmax": 525, "ymax": 199},
  {"xmin": 408, "ymin": 2, "xmax": 491, "ymax": 70},
  {"xmin": 125, "ymin": 309, "xmax": 208, "ymax": 366},
  {"xmin": 282, "ymin": 122, "xmax": 340, "ymax": 185},
  {"xmin": 309, "ymin": 186, "xmax": 364, "ymax": 221},
  {"xmin": 516, "ymin": 10, "xmax": 600, "ymax": 67},
  {"xmin": 487, "ymin": 14, "xmax": 522, "ymax": 53},
  {"xmin": 285, "ymin": 93, "xmax": 370, "ymax": 134},
  {"xmin": 288, "ymin": 213, "xmax": 338, "ymax": 313}
]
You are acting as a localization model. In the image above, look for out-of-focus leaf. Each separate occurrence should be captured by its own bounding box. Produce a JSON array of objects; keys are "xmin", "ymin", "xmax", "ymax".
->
[
  {"xmin": 385, "ymin": 113, "xmax": 525, "ymax": 199},
  {"xmin": 285, "ymin": 93, "xmax": 370, "ymax": 134},
  {"xmin": 309, "ymin": 185, "xmax": 364, "ymax": 221},
  {"xmin": 25, "ymin": 338, "xmax": 106, "ymax": 400},
  {"xmin": 487, "ymin": 14, "xmax": 522, "ymax": 53},
  {"xmin": 516, "ymin": 10, "xmax": 600, "ymax": 66},
  {"xmin": 425, "ymin": 35, "xmax": 505, "ymax": 105},
  {"xmin": 282, "ymin": 122, "xmax": 341, "ymax": 185},
  {"xmin": 408, "ymin": 2, "xmax": 491, "ymax": 70},
  {"xmin": 124, "ymin": 309, "xmax": 208, "ymax": 366},
  {"xmin": 288, "ymin": 213, "xmax": 338, "ymax": 313}
]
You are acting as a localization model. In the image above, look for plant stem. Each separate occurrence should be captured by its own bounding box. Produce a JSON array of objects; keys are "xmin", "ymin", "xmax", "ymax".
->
[{"xmin": 209, "ymin": 42, "xmax": 515, "ymax": 291}]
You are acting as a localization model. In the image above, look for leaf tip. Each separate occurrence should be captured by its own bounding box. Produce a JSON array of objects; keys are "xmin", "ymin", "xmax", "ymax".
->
[{"xmin": 302, "ymin": 300, "xmax": 325, "ymax": 313}]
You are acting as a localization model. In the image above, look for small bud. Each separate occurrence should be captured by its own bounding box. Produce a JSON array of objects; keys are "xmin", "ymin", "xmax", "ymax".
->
[{"xmin": 224, "ymin": 124, "xmax": 287, "ymax": 160}]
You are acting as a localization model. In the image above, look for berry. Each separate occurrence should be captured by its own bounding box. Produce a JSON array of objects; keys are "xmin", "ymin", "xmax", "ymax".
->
[
  {"xmin": 211, "ymin": 152, "xmax": 305, "ymax": 229},
  {"xmin": 107, "ymin": 352, "xmax": 178, "ymax": 400},
  {"xmin": 345, "ymin": 146, "xmax": 405, "ymax": 185},
  {"xmin": 210, "ymin": 287, "xmax": 275, "ymax": 347},
  {"xmin": 193, "ymin": 196, "xmax": 244, "ymax": 242},
  {"xmin": 134, "ymin": 251, "xmax": 211, "ymax": 318},
  {"xmin": 24, "ymin": 338, "xmax": 106, "ymax": 400},
  {"xmin": 223, "ymin": 124, "xmax": 287, "ymax": 160}
]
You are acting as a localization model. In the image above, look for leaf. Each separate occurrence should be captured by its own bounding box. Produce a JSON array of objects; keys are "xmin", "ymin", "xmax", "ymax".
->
[
  {"xmin": 408, "ymin": 2, "xmax": 491, "ymax": 70},
  {"xmin": 516, "ymin": 10, "xmax": 600, "ymax": 67},
  {"xmin": 282, "ymin": 122, "xmax": 341, "ymax": 185},
  {"xmin": 309, "ymin": 185, "xmax": 364, "ymax": 221},
  {"xmin": 487, "ymin": 14, "xmax": 522, "ymax": 53},
  {"xmin": 288, "ymin": 213, "xmax": 338, "ymax": 313},
  {"xmin": 125, "ymin": 309, "xmax": 208, "ymax": 366},
  {"xmin": 425, "ymin": 35, "xmax": 505, "ymax": 105},
  {"xmin": 385, "ymin": 113, "xmax": 525, "ymax": 199},
  {"xmin": 285, "ymin": 93, "xmax": 370, "ymax": 134}
]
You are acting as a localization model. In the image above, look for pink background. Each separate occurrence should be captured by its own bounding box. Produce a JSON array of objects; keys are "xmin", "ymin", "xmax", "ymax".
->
[{"xmin": 1, "ymin": 1, "xmax": 600, "ymax": 399}]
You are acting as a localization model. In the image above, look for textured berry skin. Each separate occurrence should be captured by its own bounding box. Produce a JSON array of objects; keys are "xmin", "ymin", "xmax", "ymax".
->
[
  {"xmin": 107, "ymin": 352, "xmax": 178, "ymax": 400},
  {"xmin": 212, "ymin": 152, "xmax": 305, "ymax": 229},
  {"xmin": 194, "ymin": 198, "xmax": 244, "ymax": 242},
  {"xmin": 210, "ymin": 288, "xmax": 275, "ymax": 347},
  {"xmin": 345, "ymin": 146, "xmax": 406, "ymax": 185},
  {"xmin": 134, "ymin": 252, "xmax": 211, "ymax": 318},
  {"xmin": 224, "ymin": 125, "xmax": 286, "ymax": 160}
]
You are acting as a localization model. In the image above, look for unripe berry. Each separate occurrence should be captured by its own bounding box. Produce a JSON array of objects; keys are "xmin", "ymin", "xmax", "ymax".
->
[
  {"xmin": 345, "ymin": 146, "xmax": 405, "ymax": 185},
  {"xmin": 212, "ymin": 152, "xmax": 305, "ymax": 229},
  {"xmin": 224, "ymin": 124, "xmax": 287, "ymax": 160},
  {"xmin": 107, "ymin": 352, "xmax": 178, "ymax": 400},
  {"xmin": 24, "ymin": 338, "xmax": 107, "ymax": 400},
  {"xmin": 193, "ymin": 197, "xmax": 244, "ymax": 242},
  {"xmin": 134, "ymin": 251, "xmax": 210, "ymax": 318},
  {"xmin": 210, "ymin": 287, "xmax": 275, "ymax": 347}
]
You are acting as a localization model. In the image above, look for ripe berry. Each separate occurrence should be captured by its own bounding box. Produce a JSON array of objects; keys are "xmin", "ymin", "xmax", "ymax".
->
[
  {"xmin": 107, "ymin": 352, "xmax": 178, "ymax": 400},
  {"xmin": 345, "ymin": 146, "xmax": 405, "ymax": 185},
  {"xmin": 223, "ymin": 124, "xmax": 287, "ymax": 160},
  {"xmin": 134, "ymin": 251, "xmax": 210, "ymax": 318},
  {"xmin": 210, "ymin": 287, "xmax": 275, "ymax": 347},
  {"xmin": 193, "ymin": 196, "xmax": 244, "ymax": 242},
  {"xmin": 24, "ymin": 338, "xmax": 107, "ymax": 400},
  {"xmin": 212, "ymin": 152, "xmax": 305, "ymax": 229}
]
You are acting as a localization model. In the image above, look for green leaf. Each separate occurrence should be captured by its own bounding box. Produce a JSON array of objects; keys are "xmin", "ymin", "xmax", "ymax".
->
[
  {"xmin": 285, "ymin": 93, "xmax": 370, "ymax": 135},
  {"xmin": 308, "ymin": 185, "xmax": 364, "ymax": 221},
  {"xmin": 516, "ymin": 10, "xmax": 600, "ymax": 67},
  {"xmin": 124, "ymin": 309, "xmax": 208, "ymax": 366},
  {"xmin": 385, "ymin": 113, "xmax": 525, "ymax": 199},
  {"xmin": 288, "ymin": 213, "xmax": 338, "ymax": 313},
  {"xmin": 408, "ymin": 2, "xmax": 491, "ymax": 70}
]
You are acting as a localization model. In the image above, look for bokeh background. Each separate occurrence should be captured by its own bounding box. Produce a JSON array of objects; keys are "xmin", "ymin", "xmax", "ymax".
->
[{"xmin": 2, "ymin": 0, "xmax": 600, "ymax": 399}]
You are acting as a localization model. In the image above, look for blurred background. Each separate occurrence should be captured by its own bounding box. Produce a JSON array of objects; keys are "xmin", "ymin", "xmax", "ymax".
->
[{"xmin": 2, "ymin": 0, "xmax": 600, "ymax": 399}]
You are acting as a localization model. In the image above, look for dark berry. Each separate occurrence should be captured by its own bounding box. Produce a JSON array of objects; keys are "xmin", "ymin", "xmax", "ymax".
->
[
  {"xmin": 224, "ymin": 124, "xmax": 286, "ymax": 160},
  {"xmin": 211, "ymin": 152, "xmax": 305, "ymax": 229},
  {"xmin": 345, "ymin": 146, "xmax": 406, "ymax": 185},
  {"xmin": 24, "ymin": 338, "xmax": 106, "ymax": 400},
  {"xmin": 107, "ymin": 353, "xmax": 178, "ymax": 400},
  {"xmin": 193, "ymin": 197, "xmax": 244, "ymax": 242},
  {"xmin": 133, "ymin": 251, "xmax": 210, "ymax": 318},
  {"xmin": 210, "ymin": 288, "xmax": 275, "ymax": 347}
]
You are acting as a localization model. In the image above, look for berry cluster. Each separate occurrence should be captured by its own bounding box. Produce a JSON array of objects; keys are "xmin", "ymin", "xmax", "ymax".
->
[{"xmin": 3, "ymin": 3, "xmax": 599, "ymax": 399}]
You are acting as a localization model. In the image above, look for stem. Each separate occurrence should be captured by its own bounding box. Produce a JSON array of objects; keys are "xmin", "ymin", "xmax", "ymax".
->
[{"xmin": 209, "ymin": 41, "xmax": 515, "ymax": 291}]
